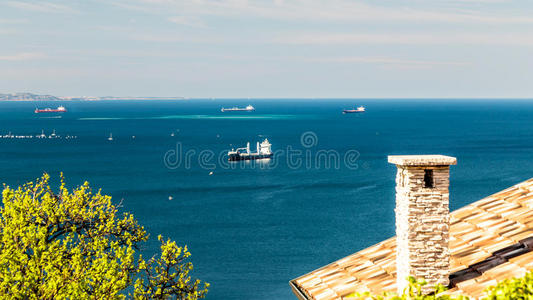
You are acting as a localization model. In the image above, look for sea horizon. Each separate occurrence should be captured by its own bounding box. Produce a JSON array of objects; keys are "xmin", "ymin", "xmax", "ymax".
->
[{"xmin": 2, "ymin": 96, "xmax": 533, "ymax": 101}]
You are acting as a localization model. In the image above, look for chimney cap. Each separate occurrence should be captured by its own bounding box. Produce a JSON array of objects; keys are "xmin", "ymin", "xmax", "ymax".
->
[{"xmin": 388, "ymin": 155, "xmax": 457, "ymax": 166}]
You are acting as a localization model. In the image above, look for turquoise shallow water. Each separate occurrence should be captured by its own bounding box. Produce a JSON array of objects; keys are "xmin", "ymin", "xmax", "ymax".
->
[
  {"xmin": 1, "ymin": 99, "xmax": 533, "ymax": 299},
  {"xmin": 79, "ymin": 114, "xmax": 303, "ymax": 120}
]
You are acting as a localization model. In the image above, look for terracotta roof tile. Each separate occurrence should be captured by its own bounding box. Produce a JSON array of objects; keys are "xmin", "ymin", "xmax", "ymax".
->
[{"xmin": 291, "ymin": 178, "xmax": 533, "ymax": 300}]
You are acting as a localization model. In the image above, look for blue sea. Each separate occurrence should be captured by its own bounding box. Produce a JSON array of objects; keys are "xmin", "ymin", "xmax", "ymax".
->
[{"xmin": 1, "ymin": 99, "xmax": 533, "ymax": 299}]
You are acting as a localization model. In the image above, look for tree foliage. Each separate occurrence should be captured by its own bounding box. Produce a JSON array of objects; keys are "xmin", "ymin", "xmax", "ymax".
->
[
  {"xmin": 348, "ymin": 277, "xmax": 467, "ymax": 300},
  {"xmin": 0, "ymin": 174, "xmax": 208, "ymax": 299},
  {"xmin": 351, "ymin": 272, "xmax": 533, "ymax": 300},
  {"xmin": 486, "ymin": 270, "xmax": 533, "ymax": 299}
]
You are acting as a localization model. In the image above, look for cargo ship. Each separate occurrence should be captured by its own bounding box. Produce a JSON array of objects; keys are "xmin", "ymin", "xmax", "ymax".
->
[
  {"xmin": 342, "ymin": 106, "xmax": 365, "ymax": 114},
  {"xmin": 221, "ymin": 105, "xmax": 255, "ymax": 112},
  {"xmin": 35, "ymin": 106, "xmax": 67, "ymax": 113},
  {"xmin": 228, "ymin": 139, "xmax": 272, "ymax": 161}
]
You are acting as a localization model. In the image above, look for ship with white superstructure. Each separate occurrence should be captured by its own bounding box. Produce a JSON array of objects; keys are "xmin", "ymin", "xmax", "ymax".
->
[
  {"xmin": 342, "ymin": 106, "xmax": 365, "ymax": 114},
  {"xmin": 221, "ymin": 105, "xmax": 255, "ymax": 112},
  {"xmin": 228, "ymin": 139, "xmax": 272, "ymax": 161},
  {"xmin": 35, "ymin": 106, "xmax": 67, "ymax": 113}
]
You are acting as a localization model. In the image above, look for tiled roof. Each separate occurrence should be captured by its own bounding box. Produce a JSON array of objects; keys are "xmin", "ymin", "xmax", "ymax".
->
[{"xmin": 291, "ymin": 178, "xmax": 533, "ymax": 300}]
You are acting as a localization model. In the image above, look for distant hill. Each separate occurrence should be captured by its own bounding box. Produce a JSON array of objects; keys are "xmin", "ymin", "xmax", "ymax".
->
[
  {"xmin": 0, "ymin": 93, "xmax": 186, "ymax": 101},
  {"xmin": 0, "ymin": 93, "xmax": 62, "ymax": 101}
]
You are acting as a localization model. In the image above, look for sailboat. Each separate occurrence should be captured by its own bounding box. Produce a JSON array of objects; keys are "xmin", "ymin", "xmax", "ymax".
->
[{"xmin": 108, "ymin": 133, "xmax": 113, "ymax": 141}]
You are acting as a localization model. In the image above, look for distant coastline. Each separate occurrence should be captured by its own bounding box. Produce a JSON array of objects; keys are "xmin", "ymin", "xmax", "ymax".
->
[
  {"xmin": 0, "ymin": 93, "xmax": 187, "ymax": 101},
  {"xmin": 2, "ymin": 93, "xmax": 532, "ymax": 102}
]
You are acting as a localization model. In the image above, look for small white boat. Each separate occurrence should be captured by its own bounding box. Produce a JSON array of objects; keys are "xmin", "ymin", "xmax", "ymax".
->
[{"xmin": 108, "ymin": 133, "xmax": 113, "ymax": 141}]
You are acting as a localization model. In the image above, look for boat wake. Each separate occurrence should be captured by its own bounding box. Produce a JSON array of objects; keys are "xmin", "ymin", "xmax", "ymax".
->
[{"xmin": 39, "ymin": 116, "xmax": 63, "ymax": 119}]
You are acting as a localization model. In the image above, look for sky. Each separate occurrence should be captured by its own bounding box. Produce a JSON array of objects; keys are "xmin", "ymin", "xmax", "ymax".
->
[{"xmin": 0, "ymin": 0, "xmax": 532, "ymax": 98}]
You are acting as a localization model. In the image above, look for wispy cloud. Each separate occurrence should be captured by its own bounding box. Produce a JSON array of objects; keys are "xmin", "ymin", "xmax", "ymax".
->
[
  {"xmin": 52, "ymin": 45, "xmax": 464, "ymax": 70},
  {"xmin": 0, "ymin": 18, "xmax": 28, "ymax": 24},
  {"xmin": 129, "ymin": 34, "xmax": 219, "ymax": 43},
  {"xmin": 0, "ymin": 29, "xmax": 17, "ymax": 35},
  {"xmin": 108, "ymin": 1, "xmax": 152, "ymax": 12},
  {"xmin": 274, "ymin": 32, "xmax": 533, "ymax": 46},
  {"xmin": 168, "ymin": 16, "xmax": 207, "ymax": 28},
  {"xmin": 306, "ymin": 56, "xmax": 469, "ymax": 67},
  {"xmin": 0, "ymin": 52, "xmax": 46, "ymax": 61},
  {"xmin": 5, "ymin": 1, "xmax": 78, "ymax": 14},
  {"xmin": 441, "ymin": 0, "xmax": 511, "ymax": 3},
  {"xmin": 125, "ymin": 0, "xmax": 533, "ymax": 25}
]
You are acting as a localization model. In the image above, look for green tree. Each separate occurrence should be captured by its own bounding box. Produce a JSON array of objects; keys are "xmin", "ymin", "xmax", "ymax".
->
[
  {"xmin": 0, "ymin": 174, "xmax": 208, "ymax": 299},
  {"xmin": 486, "ymin": 270, "xmax": 533, "ymax": 299},
  {"xmin": 350, "ymin": 273, "xmax": 533, "ymax": 300},
  {"xmin": 348, "ymin": 277, "xmax": 468, "ymax": 300}
]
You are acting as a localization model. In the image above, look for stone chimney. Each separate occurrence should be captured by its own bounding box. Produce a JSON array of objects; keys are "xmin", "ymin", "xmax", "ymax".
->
[{"xmin": 388, "ymin": 155, "xmax": 457, "ymax": 294}]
